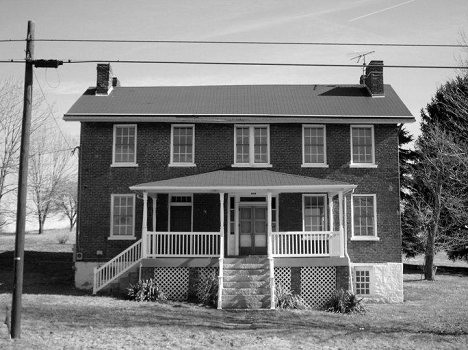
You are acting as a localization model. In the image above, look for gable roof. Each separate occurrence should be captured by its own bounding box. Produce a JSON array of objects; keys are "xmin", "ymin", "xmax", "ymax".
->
[
  {"xmin": 64, "ymin": 84, "xmax": 414, "ymax": 124},
  {"xmin": 130, "ymin": 169, "xmax": 356, "ymax": 194}
]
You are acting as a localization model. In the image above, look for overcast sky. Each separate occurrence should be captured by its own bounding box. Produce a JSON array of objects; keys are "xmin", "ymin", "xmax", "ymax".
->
[{"xmin": 1, "ymin": 0, "xmax": 467, "ymax": 140}]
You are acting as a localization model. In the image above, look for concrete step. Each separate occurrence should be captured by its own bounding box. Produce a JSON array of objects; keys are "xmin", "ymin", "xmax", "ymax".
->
[
  {"xmin": 224, "ymin": 269, "xmax": 269, "ymax": 276},
  {"xmin": 224, "ymin": 263, "xmax": 268, "ymax": 270},
  {"xmin": 224, "ymin": 274, "xmax": 269, "ymax": 282},
  {"xmin": 224, "ymin": 256, "xmax": 268, "ymax": 265},
  {"xmin": 223, "ymin": 287, "xmax": 270, "ymax": 296},
  {"xmin": 223, "ymin": 281, "xmax": 269, "ymax": 289},
  {"xmin": 222, "ymin": 295, "xmax": 271, "ymax": 309}
]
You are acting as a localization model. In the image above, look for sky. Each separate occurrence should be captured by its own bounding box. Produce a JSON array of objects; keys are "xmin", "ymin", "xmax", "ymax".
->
[{"xmin": 1, "ymin": 0, "xmax": 468, "ymax": 142}]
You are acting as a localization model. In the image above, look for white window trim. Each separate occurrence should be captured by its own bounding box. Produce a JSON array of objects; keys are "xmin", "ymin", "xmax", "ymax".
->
[
  {"xmin": 232, "ymin": 124, "xmax": 272, "ymax": 167},
  {"xmin": 109, "ymin": 194, "xmax": 136, "ymax": 240},
  {"xmin": 353, "ymin": 265, "xmax": 375, "ymax": 296},
  {"xmin": 351, "ymin": 194, "xmax": 380, "ymax": 241},
  {"xmin": 349, "ymin": 125, "xmax": 377, "ymax": 168},
  {"xmin": 111, "ymin": 124, "xmax": 138, "ymax": 167},
  {"xmin": 301, "ymin": 124, "xmax": 329, "ymax": 168},
  {"xmin": 168, "ymin": 194, "xmax": 193, "ymax": 232},
  {"xmin": 169, "ymin": 124, "xmax": 196, "ymax": 167},
  {"xmin": 302, "ymin": 194, "xmax": 328, "ymax": 232}
]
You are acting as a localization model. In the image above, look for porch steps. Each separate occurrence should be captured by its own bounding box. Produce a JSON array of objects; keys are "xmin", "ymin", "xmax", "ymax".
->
[
  {"xmin": 103, "ymin": 269, "xmax": 139, "ymax": 295},
  {"xmin": 222, "ymin": 256, "xmax": 271, "ymax": 309}
]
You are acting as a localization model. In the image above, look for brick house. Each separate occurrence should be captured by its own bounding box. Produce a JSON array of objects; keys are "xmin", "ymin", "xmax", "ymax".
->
[{"xmin": 64, "ymin": 61, "xmax": 414, "ymax": 309}]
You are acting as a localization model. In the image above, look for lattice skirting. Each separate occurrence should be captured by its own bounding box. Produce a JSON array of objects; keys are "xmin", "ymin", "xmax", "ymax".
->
[
  {"xmin": 150, "ymin": 267, "xmax": 218, "ymax": 301},
  {"xmin": 274, "ymin": 267, "xmax": 292, "ymax": 290},
  {"xmin": 301, "ymin": 266, "xmax": 336, "ymax": 308}
]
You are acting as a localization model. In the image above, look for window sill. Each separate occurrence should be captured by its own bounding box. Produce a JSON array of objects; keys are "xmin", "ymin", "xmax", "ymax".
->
[
  {"xmin": 231, "ymin": 163, "xmax": 273, "ymax": 168},
  {"xmin": 168, "ymin": 163, "xmax": 196, "ymax": 167},
  {"xmin": 351, "ymin": 236, "xmax": 380, "ymax": 241},
  {"xmin": 349, "ymin": 164, "xmax": 378, "ymax": 169},
  {"xmin": 111, "ymin": 163, "xmax": 138, "ymax": 168},
  {"xmin": 301, "ymin": 164, "xmax": 329, "ymax": 168},
  {"xmin": 108, "ymin": 236, "xmax": 137, "ymax": 241}
]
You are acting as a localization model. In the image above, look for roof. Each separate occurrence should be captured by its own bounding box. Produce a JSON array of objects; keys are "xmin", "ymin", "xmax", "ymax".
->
[
  {"xmin": 129, "ymin": 169, "xmax": 356, "ymax": 194},
  {"xmin": 64, "ymin": 84, "xmax": 414, "ymax": 124}
]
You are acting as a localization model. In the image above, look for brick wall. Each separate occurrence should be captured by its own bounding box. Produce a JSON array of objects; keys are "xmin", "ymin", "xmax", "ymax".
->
[{"xmin": 78, "ymin": 122, "xmax": 401, "ymax": 264}]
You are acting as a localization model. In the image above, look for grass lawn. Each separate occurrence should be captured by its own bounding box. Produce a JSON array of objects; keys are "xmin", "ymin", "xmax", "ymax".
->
[{"xmin": 0, "ymin": 230, "xmax": 467, "ymax": 349}]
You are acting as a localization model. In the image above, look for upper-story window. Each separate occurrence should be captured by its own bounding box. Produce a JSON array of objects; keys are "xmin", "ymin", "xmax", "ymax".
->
[
  {"xmin": 350, "ymin": 125, "xmax": 376, "ymax": 167},
  {"xmin": 112, "ymin": 125, "xmax": 137, "ymax": 167},
  {"xmin": 170, "ymin": 125, "xmax": 195, "ymax": 166},
  {"xmin": 351, "ymin": 194, "xmax": 379, "ymax": 241},
  {"xmin": 302, "ymin": 125, "xmax": 328, "ymax": 168},
  {"xmin": 234, "ymin": 125, "xmax": 270, "ymax": 167},
  {"xmin": 110, "ymin": 194, "xmax": 135, "ymax": 240}
]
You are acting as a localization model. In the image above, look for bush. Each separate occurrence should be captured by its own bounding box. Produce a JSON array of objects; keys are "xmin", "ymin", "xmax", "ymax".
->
[
  {"xmin": 56, "ymin": 233, "xmax": 69, "ymax": 244},
  {"xmin": 197, "ymin": 271, "xmax": 218, "ymax": 306},
  {"xmin": 324, "ymin": 289, "xmax": 365, "ymax": 314},
  {"xmin": 127, "ymin": 278, "xmax": 167, "ymax": 302},
  {"xmin": 275, "ymin": 283, "xmax": 309, "ymax": 310}
]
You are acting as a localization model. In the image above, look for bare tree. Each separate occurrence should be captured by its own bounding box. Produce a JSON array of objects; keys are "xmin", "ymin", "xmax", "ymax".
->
[
  {"xmin": 28, "ymin": 125, "xmax": 76, "ymax": 234},
  {"xmin": 56, "ymin": 178, "xmax": 78, "ymax": 231},
  {"xmin": 0, "ymin": 78, "xmax": 47, "ymax": 232}
]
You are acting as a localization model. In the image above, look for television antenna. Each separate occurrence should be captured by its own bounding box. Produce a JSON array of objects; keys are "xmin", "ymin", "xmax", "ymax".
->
[{"xmin": 350, "ymin": 50, "xmax": 375, "ymax": 75}]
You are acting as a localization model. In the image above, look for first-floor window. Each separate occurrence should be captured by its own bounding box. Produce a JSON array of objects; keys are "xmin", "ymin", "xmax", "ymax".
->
[
  {"xmin": 169, "ymin": 195, "xmax": 193, "ymax": 232},
  {"xmin": 303, "ymin": 195, "xmax": 327, "ymax": 231},
  {"xmin": 352, "ymin": 194, "xmax": 377, "ymax": 238},
  {"xmin": 111, "ymin": 194, "xmax": 135, "ymax": 238},
  {"xmin": 355, "ymin": 268, "xmax": 372, "ymax": 295}
]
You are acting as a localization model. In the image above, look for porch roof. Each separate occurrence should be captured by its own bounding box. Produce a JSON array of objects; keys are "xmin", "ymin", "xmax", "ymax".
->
[{"xmin": 130, "ymin": 169, "xmax": 356, "ymax": 194}]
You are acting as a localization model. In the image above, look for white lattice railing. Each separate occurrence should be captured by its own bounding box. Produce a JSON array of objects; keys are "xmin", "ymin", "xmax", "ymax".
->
[
  {"xmin": 145, "ymin": 231, "xmax": 221, "ymax": 257},
  {"xmin": 271, "ymin": 231, "xmax": 338, "ymax": 257},
  {"xmin": 93, "ymin": 239, "xmax": 142, "ymax": 294}
]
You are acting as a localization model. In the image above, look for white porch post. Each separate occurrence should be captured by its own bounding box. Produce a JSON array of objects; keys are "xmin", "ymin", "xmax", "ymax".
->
[
  {"xmin": 267, "ymin": 192, "xmax": 275, "ymax": 309},
  {"xmin": 338, "ymin": 192, "xmax": 345, "ymax": 258},
  {"xmin": 152, "ymin": 195, "xmax": 157, "ymax": 232},
  {"xmin": 217, "ymin": 192, "xmax": 225, "ymax": 309},
  {"xmin": 328, "ymin": 195, "xmax": 334, "ymax": 231},
  {"xmin": 142, "ymin": 192, "xmax": 148, "ymax": 258}
]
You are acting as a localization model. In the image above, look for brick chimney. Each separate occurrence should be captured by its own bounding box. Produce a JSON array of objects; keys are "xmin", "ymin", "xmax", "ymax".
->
[
  {"xmin": 96, "ymin": 63, "xmax": 113, "ymax": 95},
  {"xmin": 362, "ymin": 60, "xmax": 384, "ymax": 97}
]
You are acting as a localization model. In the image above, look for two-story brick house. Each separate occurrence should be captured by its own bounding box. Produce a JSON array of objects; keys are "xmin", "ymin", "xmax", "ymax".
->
[{"xmin": 64, "ymin": 61, "xmax": 414, "ymax": 309}]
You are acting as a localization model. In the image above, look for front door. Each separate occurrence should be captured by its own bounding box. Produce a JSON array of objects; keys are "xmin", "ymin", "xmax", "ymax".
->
[{"xmin": 239, "ymin": 206, "xmax": 267, "ymax": 255}]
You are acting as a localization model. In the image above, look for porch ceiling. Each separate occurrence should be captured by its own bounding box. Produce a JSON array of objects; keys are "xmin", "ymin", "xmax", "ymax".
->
[{"xmin": 129, "ymin": 169, "xmax": 356, "ymax": 194}]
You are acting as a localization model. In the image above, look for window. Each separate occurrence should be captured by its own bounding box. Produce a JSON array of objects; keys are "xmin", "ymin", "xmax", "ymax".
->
[
  {"xmin": 110, "ymin": 194, "xmax": 135, "ymax": 239},
  {"xmin": 303, "ymin": 195, "xmax": 327, "ymax": 232},
  {"xmin": 350, "ymin": 126, "xmax": 376, "ymax": 167},
  {"xmin": 302, "ymin": 125, "xmax": 328, "ymax": 167},
  {"xmin": 351, "ymin": 194, "xmax": 379, "ymax": 240},
  {"xmin": 169, "ymin": 195, "xmax": 192, "ymax": 232},
  {"xmin": 234, "ymin": 125, "xmax": 270, "ymax": 166},
  {"xmin": 355, "ymin": 267, "xmax": 372, "ymax": 295},
  {"xmin": 112, "ymin": 125, "xmax": 137, "ymax": 166},
  {"xmin": 171, "ymin": 125, "xmax": 195, "ymax": 166}
]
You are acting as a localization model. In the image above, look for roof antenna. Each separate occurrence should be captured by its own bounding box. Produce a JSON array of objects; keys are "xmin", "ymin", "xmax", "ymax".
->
[{"xmin": 350, "ymin": 51, "xmax": 375, "ymax": 75}]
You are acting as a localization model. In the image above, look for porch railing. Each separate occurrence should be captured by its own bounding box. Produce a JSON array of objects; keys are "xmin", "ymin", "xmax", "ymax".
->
[
  {"xmin": 271, "ymin": 231, "xmax": 338, "ymax": 257},
  {"xmin": 144, "ymin": 231, "xmax": 221, "ymax": 257},
  {"xmin": 93, "ymin": 239, "xmax": 142, "ymax": 294}
]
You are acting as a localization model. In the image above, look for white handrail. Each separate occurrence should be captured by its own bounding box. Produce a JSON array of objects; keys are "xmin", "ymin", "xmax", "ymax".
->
[
  {"xmin": 145, "ymin": 231, "xmax": 221, "ymax": 257},
  {"xmin": 93, "ymin": 239, "xmax": 142, "ymax": 294},
  {"xmin": 271, "ymin": 231, "xmax": 336, "ymax": 257}
]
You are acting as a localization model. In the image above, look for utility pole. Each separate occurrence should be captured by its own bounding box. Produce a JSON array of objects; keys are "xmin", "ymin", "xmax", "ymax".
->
[{"xmin": 11, "ymin": 20, "xmax": 35, "ymax": 340}]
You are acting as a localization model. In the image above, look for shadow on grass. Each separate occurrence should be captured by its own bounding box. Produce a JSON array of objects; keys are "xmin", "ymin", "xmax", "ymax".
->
[{"xmin": 0, "ymin": 251, "xmax": 87, "ymax": 296}]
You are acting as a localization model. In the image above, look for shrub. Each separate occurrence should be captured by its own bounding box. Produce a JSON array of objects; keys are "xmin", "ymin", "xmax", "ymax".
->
[
  {"xmin": 197, "ymin": 271, "xmax": 218, "ymax": 306},
  {"xmin": 127, "ymin": 278, "xmax": 167, "ymax": 302},
  {"xmin": 324, "ymin": 289, "xmax": 365, "ymax": 314},
  {"xmin": 56, "ymin": 233, "xmax": 69, "ymax": 244},
  {"xmin": 275, "ymin": 283, "xmax": 309, "ymax": 310}
]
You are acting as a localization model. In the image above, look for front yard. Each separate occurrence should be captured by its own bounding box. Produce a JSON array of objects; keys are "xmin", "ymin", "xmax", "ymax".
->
[{"xmin": 0, "ymin": 230, "xmax": 467, "ymax": 349}]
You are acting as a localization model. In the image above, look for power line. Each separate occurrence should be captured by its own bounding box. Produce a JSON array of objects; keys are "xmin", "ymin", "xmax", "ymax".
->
[
  {"xmin": 1, "ymin": 59, "xmax": 466, "ymax": 70},
  {"xmin": 1, "ymin": 38, "xmax": 466, "ymax": 48}
]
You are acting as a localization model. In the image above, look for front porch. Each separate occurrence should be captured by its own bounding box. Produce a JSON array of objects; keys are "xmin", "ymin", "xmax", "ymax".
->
[{"xmin": 94, "ymin": 170, "xmax": 356, "ymax": 308}]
